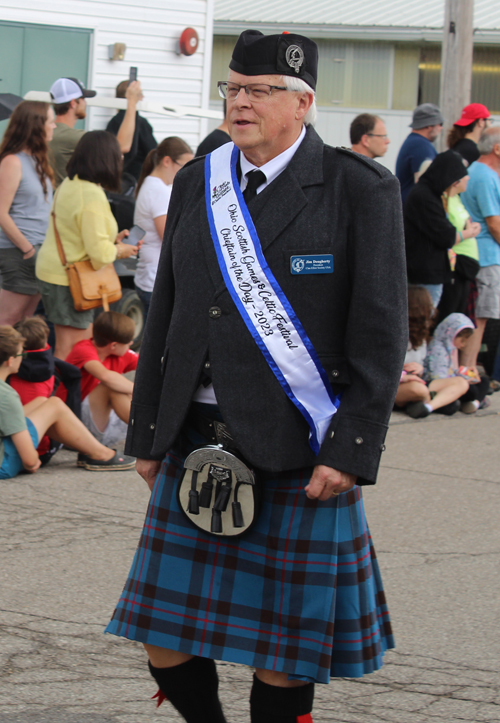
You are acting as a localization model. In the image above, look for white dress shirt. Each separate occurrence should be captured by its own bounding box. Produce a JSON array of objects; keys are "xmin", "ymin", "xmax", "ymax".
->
[{"xmin": 193, "ymin": 125, "xmax": 307, "ymax": 405}]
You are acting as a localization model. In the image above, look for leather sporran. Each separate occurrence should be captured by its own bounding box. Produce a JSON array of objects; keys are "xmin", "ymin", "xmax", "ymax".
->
[
  {"xmin": 52, "ymin": 206, "xmax": 122, "ymax": 312},
  {"xmin": 177, "ymin": 446, "xmax": 262, "ymax": 537}
]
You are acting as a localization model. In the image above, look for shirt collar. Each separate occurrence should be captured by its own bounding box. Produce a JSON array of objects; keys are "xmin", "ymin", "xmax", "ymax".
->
[{"xmin": 240, "ymin": 125, "xmax": 306, "ymax": 191}]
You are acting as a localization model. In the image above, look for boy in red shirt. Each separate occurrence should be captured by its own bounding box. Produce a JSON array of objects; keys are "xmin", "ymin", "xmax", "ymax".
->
[
  {"xmin": 66, "ymin": 311, "xmax": 138, "ymax": 447},
  {"xmin": 10, "ymin": 316, "xmax": 55, "ymax": 403}
]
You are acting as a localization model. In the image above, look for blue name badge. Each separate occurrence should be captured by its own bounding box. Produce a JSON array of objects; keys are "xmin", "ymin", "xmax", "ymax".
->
[{"xmin": 290, "ymin": 254, "xmax": 334, "ymax": 275}]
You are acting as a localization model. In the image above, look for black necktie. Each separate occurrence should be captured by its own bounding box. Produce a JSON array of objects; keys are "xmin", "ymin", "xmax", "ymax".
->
[{"xmin": 243, "ymin": 170, "xmax": 266, "ymax": 203}]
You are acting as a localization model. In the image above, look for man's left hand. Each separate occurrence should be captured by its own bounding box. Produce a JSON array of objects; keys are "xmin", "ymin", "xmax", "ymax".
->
[{"xmin": 305, "ymin": 464, "xmax": 357, "ymax": 500}]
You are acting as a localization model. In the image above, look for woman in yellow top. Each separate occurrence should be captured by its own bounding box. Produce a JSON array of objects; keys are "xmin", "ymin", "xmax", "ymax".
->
[{"xmin": 37, "ymin": 131, "xmax": 140, "ymax": 360}]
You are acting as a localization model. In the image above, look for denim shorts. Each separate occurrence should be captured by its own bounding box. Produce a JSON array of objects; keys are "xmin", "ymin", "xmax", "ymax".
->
[{"xmin": 0, "ymin": 419, "xmax": 39, "ymax": 480}]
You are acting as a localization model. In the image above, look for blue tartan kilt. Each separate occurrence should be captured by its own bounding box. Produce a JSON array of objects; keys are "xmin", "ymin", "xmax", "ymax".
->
[{"xmin": 105, "ymin": 442, "xmax": 395, "ymax": 684}]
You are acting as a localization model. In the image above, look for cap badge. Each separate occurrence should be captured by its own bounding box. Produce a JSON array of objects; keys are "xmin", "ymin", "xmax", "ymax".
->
[{"xmin": 285, "ymin": 45, "xmax": 304, "ymax": 74}]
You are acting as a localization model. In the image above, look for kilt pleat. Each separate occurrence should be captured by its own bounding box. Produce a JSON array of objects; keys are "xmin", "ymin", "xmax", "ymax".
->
[{"xmin": 105, "ymin": 448, "xmax": 394, "ymax": 684}]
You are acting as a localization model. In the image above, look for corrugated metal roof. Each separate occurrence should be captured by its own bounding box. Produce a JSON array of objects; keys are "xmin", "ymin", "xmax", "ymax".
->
[{"xmin": 214, "ymin": 0, "xmax": 500, "ymax": 30}]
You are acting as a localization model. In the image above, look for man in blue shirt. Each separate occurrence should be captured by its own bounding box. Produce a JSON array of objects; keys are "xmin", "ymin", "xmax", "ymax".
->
[
  {"xmin": 396, "ymin": 103, "xmax": 444, "ymax": 203},
  {"xmin": 461, "ymin": 127, "xmax": 500, "ymax": 369}
]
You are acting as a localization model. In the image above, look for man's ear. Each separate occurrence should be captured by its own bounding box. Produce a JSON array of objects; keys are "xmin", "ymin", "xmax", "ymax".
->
[{"xmin": 295, "ymin": 92, "xmax": 313, "ymax": 121}]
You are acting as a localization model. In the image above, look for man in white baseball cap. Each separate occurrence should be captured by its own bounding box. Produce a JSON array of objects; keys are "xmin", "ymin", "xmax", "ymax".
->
[{"xmin": 49, "ymin": 76, "xmax": 142, "ymax": 186}]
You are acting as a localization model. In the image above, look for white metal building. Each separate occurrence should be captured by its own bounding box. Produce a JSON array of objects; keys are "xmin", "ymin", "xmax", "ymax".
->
[
  {"xmin": 0, "ymin": 0, "xmax": 216, "ymax": 150},
  {"xmin": 210, "ymin": 0, "xmax": 500, "ymax": 171}
]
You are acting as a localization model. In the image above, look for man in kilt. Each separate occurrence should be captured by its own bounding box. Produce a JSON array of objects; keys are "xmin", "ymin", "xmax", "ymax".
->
[{"xmin": 106, "ymin": 30, "xmax": 407, "ymax": 723}]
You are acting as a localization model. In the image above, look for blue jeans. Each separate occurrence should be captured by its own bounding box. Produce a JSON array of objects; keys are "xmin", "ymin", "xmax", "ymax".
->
[
  {"xmin": 420, "ymin": 283, "xmax": 443, "ymax": 307},
  {"xmin": 135, "ymin": 285, "xmax": 152, "ymax": 325}
]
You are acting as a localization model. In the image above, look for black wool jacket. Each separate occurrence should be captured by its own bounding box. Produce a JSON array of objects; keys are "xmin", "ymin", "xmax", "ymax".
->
[
  {"xmin": 125, "ymin": 127, "xmax": 408, "ymax": 484},
  {"xmin": 404, "ymin": 150, "xmax": 467, "ymax": 285}
]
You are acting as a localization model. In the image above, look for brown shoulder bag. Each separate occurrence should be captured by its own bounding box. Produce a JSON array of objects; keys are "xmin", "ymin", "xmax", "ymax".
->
[{"xmin": 51, "ymin": 198, "xmax": 122, "ymax": 312}]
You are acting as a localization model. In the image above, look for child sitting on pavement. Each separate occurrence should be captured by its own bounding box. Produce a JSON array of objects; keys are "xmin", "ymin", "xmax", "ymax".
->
[
  {"xmin": 9, "ymin": 316, "xmax": 55, "ymax": 401},
  {"xmin": 65, "ymin": 311, "xmax": 138, "ymax": 447},
  {"xmin": 396, "ymin": 287, "xmax": 473, "ymax": 418},
  {"xmin": 422, "ymin": 312, "xmax": 490, "ymax": 415},
  {"xmin": 0, "ymin": 326, "xmax": 136, "ymax": 479},
  {"xmin": 10, "ymin": 316, "xmax": 59, "ymax": 464}
]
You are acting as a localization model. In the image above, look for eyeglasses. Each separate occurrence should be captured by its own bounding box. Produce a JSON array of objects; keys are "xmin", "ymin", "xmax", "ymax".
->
[
  {"xmin": 173, "ymin": 160, "xmax": 188, "ymax": 168},
  {"xmin": 366, "ymin": 133, "xmax": 389, "ymax": 139},
  {"xmin": 15, "ymin": 352, "xmax": 28, "ymax": 359},
  {"xmin": 218, "ymin": 81, "xmax": 288, "ymax": 102}
]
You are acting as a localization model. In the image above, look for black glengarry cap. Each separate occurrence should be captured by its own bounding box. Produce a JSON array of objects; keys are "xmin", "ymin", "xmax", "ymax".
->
[{"xmin": 229, "ymin": 30, "xmax": 318, "ymax": 91}]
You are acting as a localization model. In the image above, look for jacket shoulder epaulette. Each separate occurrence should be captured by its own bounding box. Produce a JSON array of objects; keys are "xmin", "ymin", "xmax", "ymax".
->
[{"xmin": 334, "ymin": 146, "xmax": 389, "ymax": 179}]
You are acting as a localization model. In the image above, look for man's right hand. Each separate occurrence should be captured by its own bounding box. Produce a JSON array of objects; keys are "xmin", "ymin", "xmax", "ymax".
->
[
  {"xmin": 136, "ymin": 458, "xmax": 162, "ymax": 491},
  {"xmin": 126, "ymin": 80, "xmax": 143, "ymax": 104}
]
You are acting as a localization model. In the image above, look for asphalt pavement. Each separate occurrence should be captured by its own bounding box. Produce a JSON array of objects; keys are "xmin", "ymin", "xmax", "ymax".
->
[{"xmin": 1, "ymin": 396, "xmax": 499, "ymax": 722}]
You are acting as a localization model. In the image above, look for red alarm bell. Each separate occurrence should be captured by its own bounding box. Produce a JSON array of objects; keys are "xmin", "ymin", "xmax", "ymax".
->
[{"xmin": 179, "ymin": 28, "xmax": 199, "ymax": 56}]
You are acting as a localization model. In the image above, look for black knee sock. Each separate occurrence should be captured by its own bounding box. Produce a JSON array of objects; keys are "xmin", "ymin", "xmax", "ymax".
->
[
  {"xmin": 250, "ymin": 674, "xmax": 315, "ymax": 723},
  {"xmin": 148, "ymin": 657, "xmax": 227, "ymax": 723}
]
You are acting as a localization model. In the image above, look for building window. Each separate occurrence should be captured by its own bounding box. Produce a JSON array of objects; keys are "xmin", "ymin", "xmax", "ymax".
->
[
  {"xmin": 418, "ymin": 46, "xmax": 441, "ymax": 106},
  {"xmin": 392, "ymin": 45, "xmax": 420, "ymax": 110},
  {"xmin": 210, "ymin": 36, "xmax": 393, "ymax": 110},
  {"xmin": 418, "ymin": 45, "xmax": 500, "ymax": 114},
  {"xmin": 316, "ymin": 40, "xmax": 392, "ymax": 109}
]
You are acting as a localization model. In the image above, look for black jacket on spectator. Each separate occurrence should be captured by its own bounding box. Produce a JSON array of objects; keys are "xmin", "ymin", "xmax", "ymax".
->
[
  {"xmin": 404, "ymin": 150, "xmax": 467, "ymax": 285},
  {"xmin": 106, "ymin": 111, "xmax": 157, "ymax": 180},
  {"xmin": 450, "ymin": 138, "xmax": 480, "ymax": 167},
  {"xmin": 196, "ymin": 128, "xmax": 231, "ymax": 157}
]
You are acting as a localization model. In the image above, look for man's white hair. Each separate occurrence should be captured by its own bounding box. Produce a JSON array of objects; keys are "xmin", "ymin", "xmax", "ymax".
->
[
  {"xmin": 282, "ymin": 76, "xmax": 317, "ymax": 126},
  {"xmin": 478, "ymin": 127, "xmax": 500, "ymax": 155}
]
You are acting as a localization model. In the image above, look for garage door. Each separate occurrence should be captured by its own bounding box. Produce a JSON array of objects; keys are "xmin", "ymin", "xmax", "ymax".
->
[{"xmin": 0, "ymin": 20, "xmax": 92, "ymax": 137}]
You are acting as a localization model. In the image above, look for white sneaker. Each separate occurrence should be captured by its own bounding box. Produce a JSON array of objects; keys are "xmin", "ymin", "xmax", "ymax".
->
[{"xmin": 461, "ymin": 400, "xmax": 480, "ymax": 414}]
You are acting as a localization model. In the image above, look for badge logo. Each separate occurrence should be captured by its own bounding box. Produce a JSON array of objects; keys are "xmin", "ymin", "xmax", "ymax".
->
[
  {"xmin": 285, "ymin": 45, "xmax": 305, "ymax": 74},
  {"xmin": 211, "ymin": 181, "xmax": 231, "ymax": 205},
  {"xmin": 291, "ymin": 257, "xmax": 305, "ymax": 273},
  {"xmin": 291, "ymin": 254, "xmax": 334, "ymax": 275}
]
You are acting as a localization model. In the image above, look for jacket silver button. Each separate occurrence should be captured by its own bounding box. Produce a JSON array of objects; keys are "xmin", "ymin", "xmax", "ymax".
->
[
  {"xmin": 149, "ymin": 423, "xmax": 156, "ymax": 430},
  {"xmin": 331, "ymin": 369, "xmax": 339, "ymax": 378},
  {"xmin": 161, "ymin": 356, "xmax": 164, "ymax": 364},
  {"xmin": 355, "ymin": 436, "xmax": 363, "ymax": 445},
  {"xmin": 380, "ymin": 444, "xmax": 386, "ymax": 452},
  {"xmin": 209, "ymin": 306, "xmax": 222, "ymax": 318},
  {"xmin": 204, "ymin": 361, "xmax": 211, "ymax": 369},
  {"xmin": 330, "ymin": 431, "xmax": 335, "ymax": 438},
  {"xmin": 131, "ymin": 418, "xmax": 134, "ymax": 426}
]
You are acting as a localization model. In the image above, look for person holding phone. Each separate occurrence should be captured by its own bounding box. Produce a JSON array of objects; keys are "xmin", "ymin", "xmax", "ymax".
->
[
  {"xmin": 106, "ymin": 74, "xmax": 158, "ymax": 181},
  {"xmin": 133, "ymin": 137, "xmax": 193, "ymax": 320},
  {"xmin": 36, "ymin": 131, "xmax": 141, "ymax": 360}
]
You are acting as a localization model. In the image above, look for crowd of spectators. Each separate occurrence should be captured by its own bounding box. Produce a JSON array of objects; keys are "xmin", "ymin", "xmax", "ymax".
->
[
  {"xmin": 392, "ymin": 103, "xmax": 500, "ymax": 417},
  {"xmin": 1, "ymin": 76, "xmax": 500, "ymax": 479},
  {"xmin": 347, "ymin": 101, "xmax": 500, "ymax": 417},
  {"xmin": 0, "ymin": 76, "xmax": 194, "ymax": 479}
]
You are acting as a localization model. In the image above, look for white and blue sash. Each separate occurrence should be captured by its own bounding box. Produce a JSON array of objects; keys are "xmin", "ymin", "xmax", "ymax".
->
[{"xmin": 205, "ymin": 143, "xmax": 340, "ymax": 454}]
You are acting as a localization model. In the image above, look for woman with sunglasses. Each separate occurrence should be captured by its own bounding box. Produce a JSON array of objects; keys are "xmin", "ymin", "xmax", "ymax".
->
[{"xmin": 134, "ymin": 137, "xmax": 193, "ymax": 321}]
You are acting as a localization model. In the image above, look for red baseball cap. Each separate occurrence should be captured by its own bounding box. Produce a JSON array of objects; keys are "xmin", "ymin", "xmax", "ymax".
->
[{"xmin": 454, "ymin": 103, "xmax": 490, "ymax": 126}]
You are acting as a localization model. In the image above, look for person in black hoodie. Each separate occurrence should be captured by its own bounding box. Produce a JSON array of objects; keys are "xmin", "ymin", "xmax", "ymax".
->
[
  {"xmin": 9, "ymin": 316, "xmax": 82, "ymax": 463},
  {"xmin": 404, "ymin": 149, "xmax": 477, "ymax": 307}
]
